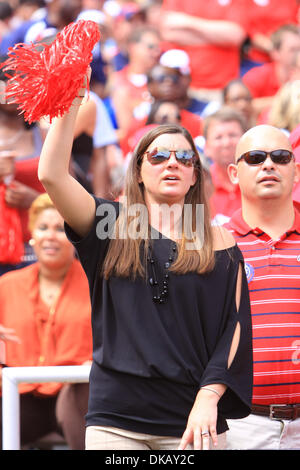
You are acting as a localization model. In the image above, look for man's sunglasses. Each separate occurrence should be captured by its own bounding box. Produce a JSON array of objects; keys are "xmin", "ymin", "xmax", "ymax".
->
[
  {"xmin": 149, "ymin": 74, "xmax": 180, "ymax": 84},
  {"xmin": 236, "ymin": 149, "xmax": 294, "ymax": 165},
  {"xmin": 144, "ymin": 148, "xmax": 196, "ymax": 167}
]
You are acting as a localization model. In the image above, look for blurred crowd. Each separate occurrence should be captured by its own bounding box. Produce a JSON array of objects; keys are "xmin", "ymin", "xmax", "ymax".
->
[{"xmin": 0, "ymin": 0, "xmax": 300, "ymax": 450}]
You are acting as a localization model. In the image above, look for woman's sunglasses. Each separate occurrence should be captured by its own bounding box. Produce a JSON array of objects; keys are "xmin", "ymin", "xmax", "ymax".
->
[
  {"xmin": 144, "ymin": 148, "xmax": 196, "ymax": 167},
  {"xmin": 236, "ymin": 149, "xmax": 294, "ymax": 166}
]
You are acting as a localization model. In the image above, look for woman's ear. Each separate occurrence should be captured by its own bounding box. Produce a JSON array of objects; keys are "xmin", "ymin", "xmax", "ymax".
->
[
  {"xmin": 227, "ymin": 163, "xmax": 239, "ymax": 185},
  {"xmin": 191, "ymin": 167, "xmax": 198, "ymax": 186},
  {"xmin": 137, "ymin": 168, "xmax": 143, "ymax": 184}
]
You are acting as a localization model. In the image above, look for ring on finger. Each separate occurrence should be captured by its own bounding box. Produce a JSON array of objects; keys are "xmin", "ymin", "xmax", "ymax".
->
[{"xmin": 201, "ymin": 430, "xmax": 209, "ymax": 436}]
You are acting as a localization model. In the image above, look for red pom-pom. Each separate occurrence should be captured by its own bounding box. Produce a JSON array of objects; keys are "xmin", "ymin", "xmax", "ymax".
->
[{"xmin": 1, "ymin": 20, "xmax": 101, "ymax": 123}]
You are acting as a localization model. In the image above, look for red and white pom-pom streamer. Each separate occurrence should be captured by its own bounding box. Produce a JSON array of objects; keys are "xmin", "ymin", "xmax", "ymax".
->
[{"xmin": 1, "ymin": 20, "xmax": 101, "ymax": 123}]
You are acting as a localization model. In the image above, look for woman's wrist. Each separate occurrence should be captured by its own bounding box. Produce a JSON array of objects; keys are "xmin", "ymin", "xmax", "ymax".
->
[
  {"xmin": 200, "ymin": 386, "xmax": 221, "ymax": 398},
  {"xmin": 199, "ymin": 384, "xmax": 226, "ymax": 402},
  {"xmin": 71, "ymin": 95, "xmax": 85, "ymax": 107}
]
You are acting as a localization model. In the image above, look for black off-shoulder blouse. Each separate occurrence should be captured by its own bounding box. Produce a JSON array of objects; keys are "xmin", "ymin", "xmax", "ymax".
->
[{"xmin": 65, "ymin": 197, "xmax": 253, "ymax": 437}]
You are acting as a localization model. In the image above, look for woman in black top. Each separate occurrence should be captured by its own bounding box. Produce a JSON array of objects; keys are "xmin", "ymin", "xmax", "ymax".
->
[{"xmin": 38, "ymin": 85, "xmax": 253, "ymax": 450}]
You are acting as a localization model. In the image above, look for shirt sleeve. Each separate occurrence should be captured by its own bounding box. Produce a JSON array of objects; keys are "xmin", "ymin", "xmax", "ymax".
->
[
  {"xmin": 200, "ymin": 248, "xmax": 253, "ymax": 419},
  {"xmin": 64, "ymin": 196, "xmax": 120, "ymax": 283}
]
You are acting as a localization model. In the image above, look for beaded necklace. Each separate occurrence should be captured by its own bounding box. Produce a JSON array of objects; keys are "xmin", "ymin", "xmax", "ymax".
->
[{"xmin": 148, "ymin": 241, "xmax": 177, "ymax": 304}]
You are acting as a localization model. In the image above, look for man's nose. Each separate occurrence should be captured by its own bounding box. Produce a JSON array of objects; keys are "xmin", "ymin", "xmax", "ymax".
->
[
  {"xmin": 220, "ymin": 135, "xmax": 234, "ymax": 147},
  {"xmin": 262, "ymin": 155, "xmax": 276, "ymax": 169}
]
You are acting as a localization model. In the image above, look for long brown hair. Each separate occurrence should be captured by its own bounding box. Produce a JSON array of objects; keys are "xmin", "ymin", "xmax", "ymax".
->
[{"xmin": 102, "ymin": 124, "xmax": 215, "ymax": 279}]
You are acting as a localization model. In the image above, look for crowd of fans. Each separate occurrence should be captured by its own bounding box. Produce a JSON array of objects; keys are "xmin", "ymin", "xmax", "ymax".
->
[{"xmin": 0, "ymin": 0, "xmax": 300, "ymax": 450}]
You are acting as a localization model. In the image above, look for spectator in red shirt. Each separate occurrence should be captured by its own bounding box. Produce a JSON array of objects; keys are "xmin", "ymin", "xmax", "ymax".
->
[
  {"xmin": 203, "ymin": 108, "xmax": 247, "ymax": 223},
  {"xmin": 160, "ymin": 0, "xmax": 248, "ymax": 102},
  {"xmin": 243, "ymin": 24, "xmax": 300, "ymax": 117},
  {"xmin": 225, "ymin": 124, "xmax": 300, "ymax": 449},
  {"xmin": 244, "ymin": 0, "xmax": 299, "ymax": 66}
]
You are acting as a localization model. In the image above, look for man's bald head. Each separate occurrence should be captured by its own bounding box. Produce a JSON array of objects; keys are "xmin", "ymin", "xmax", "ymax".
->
[
  {"xmin": 228, "ymin": 124, "xmax": 300, "ymax": 206},
  {"xmin": 235, "ymin": 125, "xmax": 293, "ymax": 163}
]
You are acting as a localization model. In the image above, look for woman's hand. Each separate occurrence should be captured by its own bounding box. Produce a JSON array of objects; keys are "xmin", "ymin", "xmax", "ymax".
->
[
  {"xmin": 72, "ymin": 66, "xmax": 92, "ymax": 106},
  {"xmin": 178, "ymin": 385, "xmax": 225, "ymax": 450}
]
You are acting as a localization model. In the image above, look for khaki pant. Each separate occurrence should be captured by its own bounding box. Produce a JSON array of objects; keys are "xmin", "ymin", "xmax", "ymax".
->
[
  {"xmin": 85, "ymin": 425, "xmax": 226, "ymax": 450},
  {"xmin": 226, "ymin": 413, "xmax": 300, "ymax": 450}
]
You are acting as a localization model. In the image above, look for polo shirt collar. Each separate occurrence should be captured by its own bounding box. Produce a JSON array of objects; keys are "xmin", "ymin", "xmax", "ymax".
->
[
  {"xmin": 229, "ymin": 203, "xmax": 300, "ymax": 236},
  {"xmin": 229, "ymin": 208, "xmax": 253, "ymax": 236}
]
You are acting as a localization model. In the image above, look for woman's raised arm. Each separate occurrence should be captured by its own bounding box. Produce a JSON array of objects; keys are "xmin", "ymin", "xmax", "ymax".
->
[{"xmin": 38, "ymin": 92, "xmax": 96, "ymax": 238}]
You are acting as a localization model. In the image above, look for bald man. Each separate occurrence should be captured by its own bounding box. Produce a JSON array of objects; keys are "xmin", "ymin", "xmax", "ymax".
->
[{"xmin": 224, "ymin": 125, "xmax": 300, "ymax": 449}]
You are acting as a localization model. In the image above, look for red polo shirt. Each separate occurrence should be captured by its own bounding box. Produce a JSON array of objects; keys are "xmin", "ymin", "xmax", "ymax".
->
[{"xmin": 225, "ymin": 206, "xmax": 300, "ymax": 405}]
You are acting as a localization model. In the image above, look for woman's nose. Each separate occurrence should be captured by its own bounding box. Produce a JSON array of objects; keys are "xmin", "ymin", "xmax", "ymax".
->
[{"xmin": 166, "ymin": 152, "xmax": 179, "ymax": 166}]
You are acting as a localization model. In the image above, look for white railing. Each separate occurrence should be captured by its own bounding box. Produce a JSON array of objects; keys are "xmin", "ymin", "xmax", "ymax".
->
[{"xmin": 2, "ymin": 365, "xmax": 91, "ymax": 450}]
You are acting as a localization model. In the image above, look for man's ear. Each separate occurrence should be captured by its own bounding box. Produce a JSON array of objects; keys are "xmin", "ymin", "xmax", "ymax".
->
[
  {"xmin": 294, "ymin": 162, "xmax": 300, "ymax": 185},
  {"xmin": 227, "ymin": 163, "xmax": 239, "ymax": 185}
]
